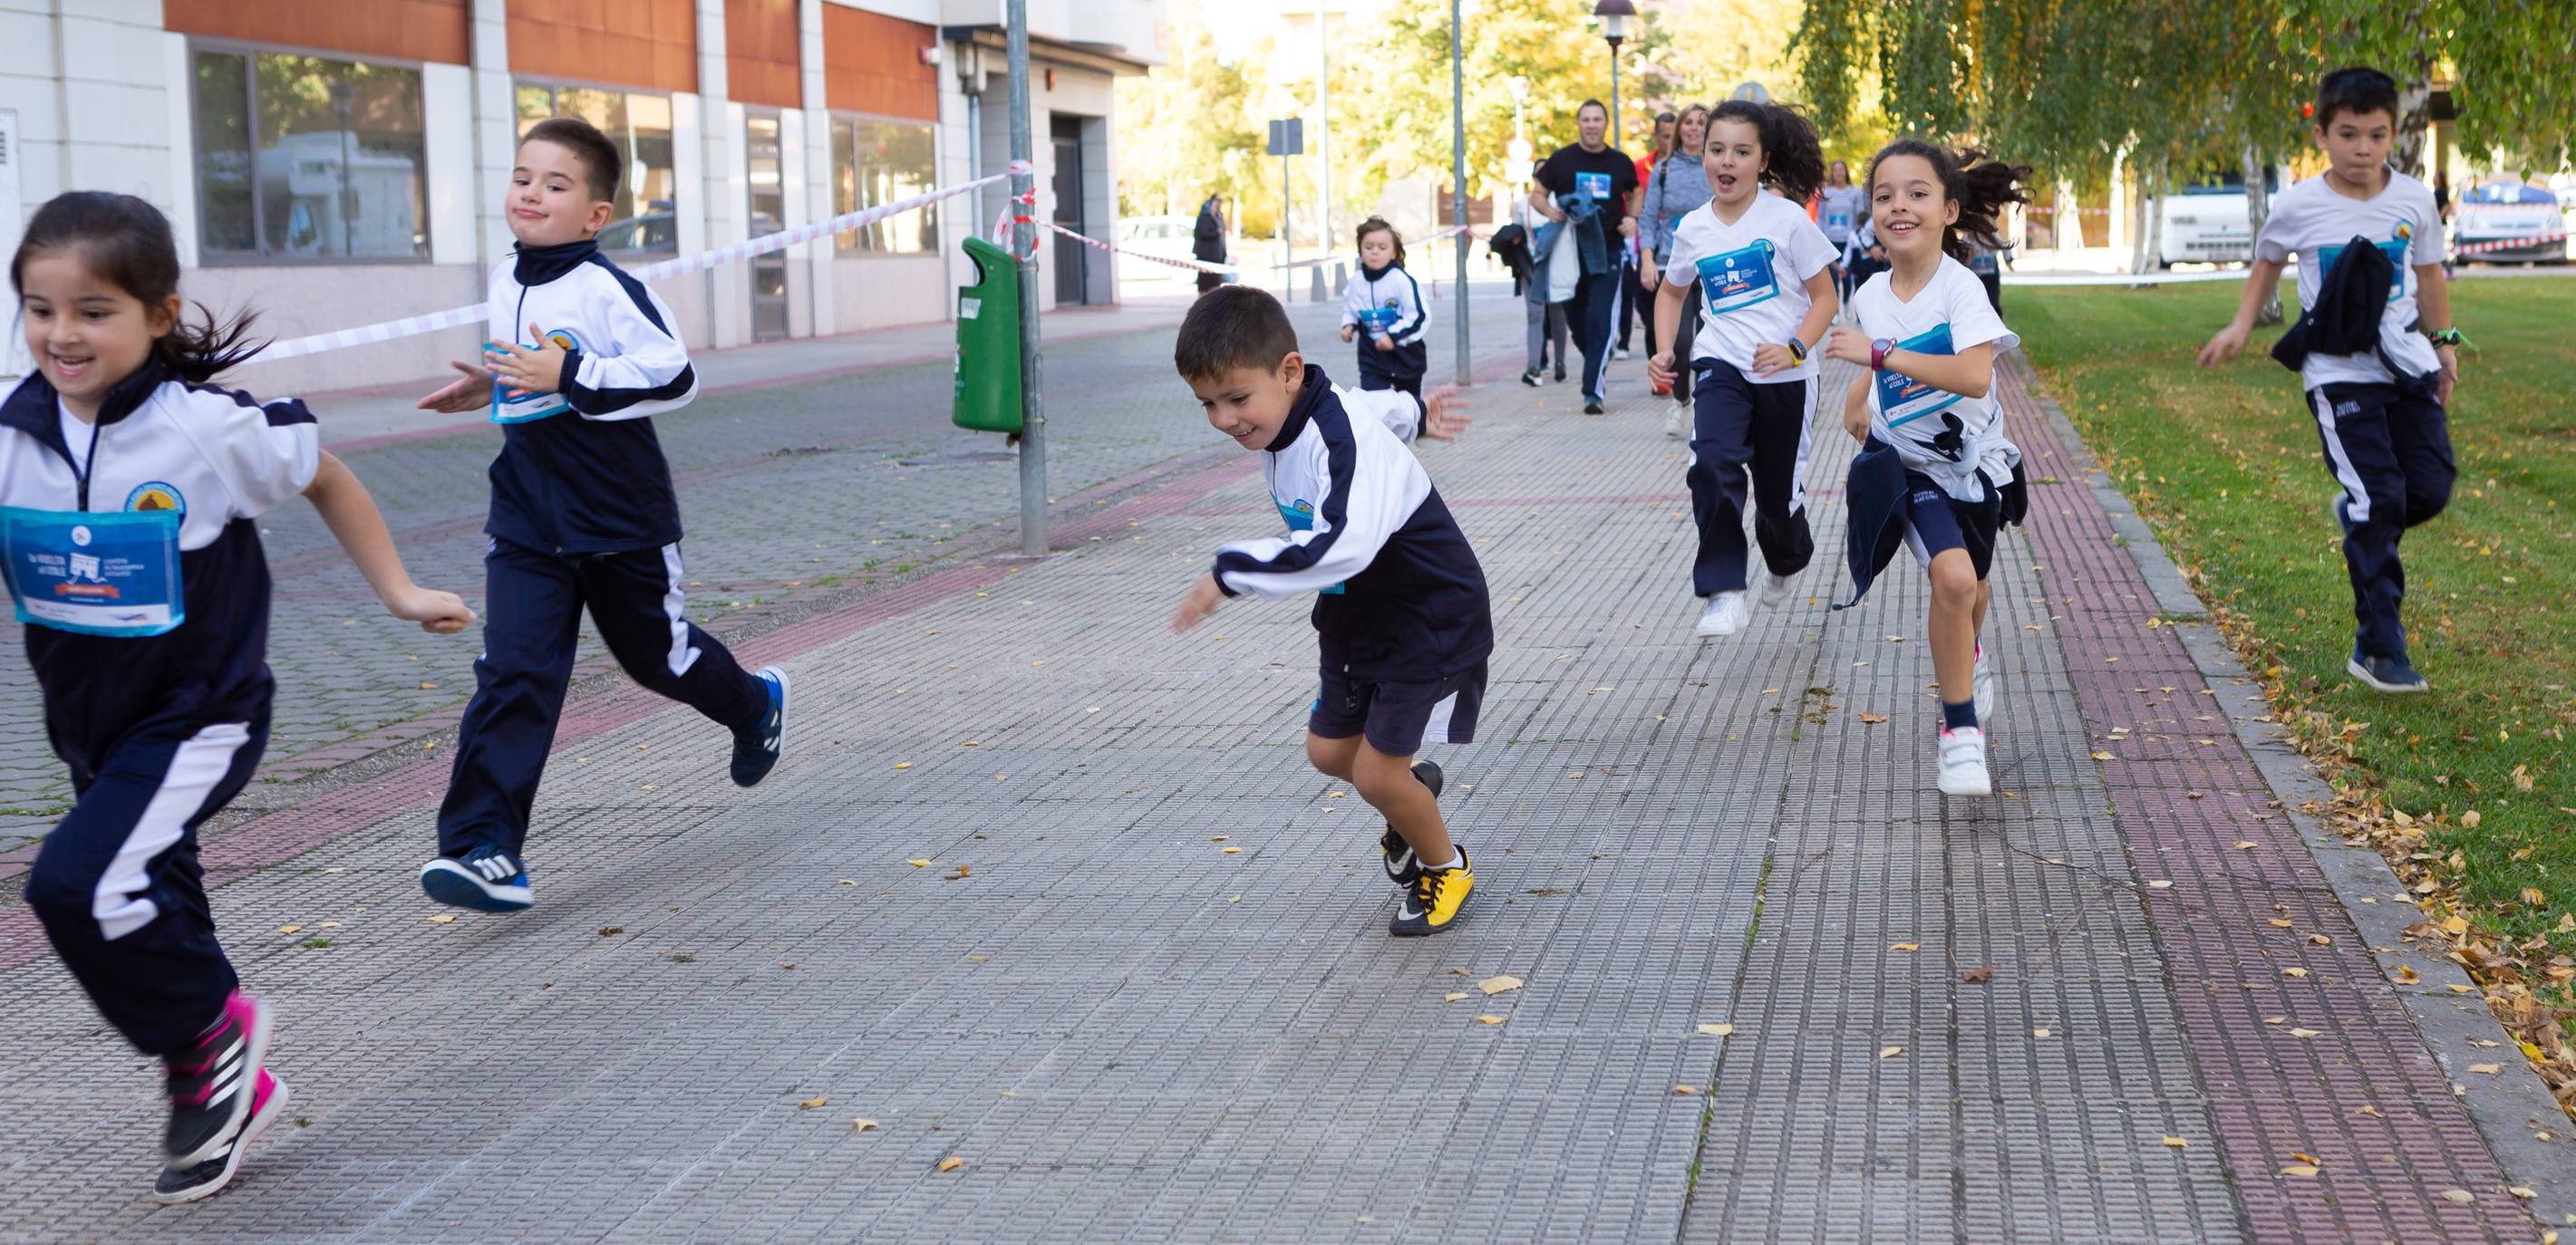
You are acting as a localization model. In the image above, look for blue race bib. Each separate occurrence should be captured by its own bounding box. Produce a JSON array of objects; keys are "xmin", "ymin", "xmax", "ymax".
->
[
  {"xmin": 1825, "ymin": 208, "xmax": 1854, "ymax": 233},
  {"xmin": 1695, "ymin": 240, "xmax": 1780, "ymax": 315},
  {"xmin": 1874, "ymin": 324, "xmax": 1966, "ymax": 427},
  {"xmin": 1356, "ymin": 306, "xmax": 1399, "ymax": 335},
  {"xmin": 488, "ymin": 328, "xmax": 583, "ymax": 424},
  {"xmin": 1575, "ymin": 171, "xmax": 1613, "ymax": 205},
  {"xmin": 1, "ymin": 506, "xmax": 184, "ymax": 636},
  {"xmin": 2318, "ymin": 240, "xmax": 2410, "ymax": 296}
]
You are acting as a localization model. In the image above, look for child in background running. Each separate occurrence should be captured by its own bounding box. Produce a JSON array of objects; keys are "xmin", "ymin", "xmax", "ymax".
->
[
  {"xmin": 5, "ymin": 191, "xmax": 471, "ymax": 1202},
  {"xmin": 1339, "ymin": 217, "xmax": 1429, "ymax": 399}
]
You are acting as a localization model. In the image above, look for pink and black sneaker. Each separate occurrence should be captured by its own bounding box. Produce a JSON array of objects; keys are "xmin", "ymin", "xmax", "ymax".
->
[
  {"xmin": 152, "ymin": 992, "xmax": 285, "ymax": 1202},
  {"xmin": 154, "ymin": 1066, "xmax": 290, "ymax": 1203}
]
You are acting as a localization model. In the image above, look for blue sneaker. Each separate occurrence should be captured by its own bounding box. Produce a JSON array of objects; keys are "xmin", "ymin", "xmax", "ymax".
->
[
  {"xmin": 2347, "ymin": 648, "xmax": 2428, "ymax": 694},
  {"xmin": 420, "ymin": 848, "xmax": 532, "ymax": 912},
  {"xmin": 731, "ymin": 666, "xmax": 790, "ymax": 787}
]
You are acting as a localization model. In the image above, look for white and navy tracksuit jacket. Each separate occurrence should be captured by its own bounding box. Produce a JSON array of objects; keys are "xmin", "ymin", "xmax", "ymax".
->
[
  {"xmin": 2, "ymin": 362, "xmax": 316, "ymax": 1054},
  {"xmin": 1340, "ymin": 263, "xmax": 1429, "ymax": 394},
  {"xmin": 436, "ymin": 238, "xmax": 764, "ymax": 860},
  {"xmin": 1214, "ymin": 368, "xmax": 1491, "ymax": 681}
]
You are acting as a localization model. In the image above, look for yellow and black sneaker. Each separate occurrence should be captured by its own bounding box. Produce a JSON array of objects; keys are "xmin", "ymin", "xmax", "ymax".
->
[
  {"xmin": 1378, "ymin": 761, "xmax": 1447, "ymax": 887},
  {"xmin": 1390, "ymin": 847, "xmax": 1473, "ymax": 937}
]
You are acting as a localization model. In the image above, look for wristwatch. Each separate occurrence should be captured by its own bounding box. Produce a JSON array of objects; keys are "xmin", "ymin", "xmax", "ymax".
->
[
  {"xmin": 1870, "ymin": 337, "xmax": 1895, "ymax": 371},
  {"xmin": 2425, "ymin": 327, "xmax": 2464, "ymax": 347}
]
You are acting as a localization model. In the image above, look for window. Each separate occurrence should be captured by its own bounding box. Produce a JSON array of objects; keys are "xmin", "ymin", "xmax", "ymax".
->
[
  {"xmin": 190, "ymin": 47, "xmax": 430, "ymax": 262},
  {"xmin": 830, "ymin": 116, "xmax": 938, "ymax": 255},
  {"xmin": 515, "ymin": 82, "xmax": 680, "ymax": 254}
]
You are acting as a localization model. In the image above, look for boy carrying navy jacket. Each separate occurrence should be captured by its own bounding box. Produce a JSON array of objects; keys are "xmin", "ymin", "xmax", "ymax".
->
[
  {"xmin": 2198, "ymin": 67, "xmax": 2460, "ymax": 694},
  {"xmin": 412, "ymin": 117, "xmax": 789, "ymax": 912},
  {"xmin": 1168, "ymin": 286, "xmax": 1487, "ymax": 937}
]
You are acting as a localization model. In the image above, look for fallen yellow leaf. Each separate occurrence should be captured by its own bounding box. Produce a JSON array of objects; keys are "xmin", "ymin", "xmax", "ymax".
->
[
  {"xmin": 1698, "ymin": 1023, "xmax": 1735, "ymax": 1038},
  {"xmin": 427, "ymin": 913, "xmax": 456, "ymax": 924},
  {"xmin": 1443, "ymin": 991, "xmax": 1469, "ymax": 1003},
  {"xmin": 798, "ymin": 1097, "xmax": 828, "ymax": 1110},
  {"xmin": 1475, "ymin": 1015, "xmax": 1506, "ymax": 1025},
  {"xmin": 1879, "ymin": 1046, "xmax": 1904, "ymax": 1058},
  {"xmin": 2235, "ymin": 841, "xmax": 2260, "ymax": 850},
  {"xmin": 2163, "ymin": 1135, "xmax": 2190, "ymax": 1148},
  {"xmin": 1210, "ymin": 835, "xmax": 1229, "ymax": 842},
  {"xmin": 2438, "ymin": 1188, "xmax": 2474, "ymax": 1204},
  {"xmin": 2291, "ymin": 1152, "xmax": 2319, "ymax": 1164},
  {"xmin": 2281, "ymin": 1163, "xmax": 2320, "ymax": 1177},
  {"xmin": 906, "ymin": 859, "xmax": 933, "ymax": 868},
  {"xmin": 2268, "ymin": 918, "xmax": 2294, "ymax": 929},
  {"xmin": 852, "ymin": 1117, "xmax": 879, "ymax": 1133},
  {"xmin": 2510, "ymin": 1186, "xmax": 2537, "ymax": 1200},
  {"xmin": 2033, "ymin": 1028, "xmax": 2052, "ymax": 1038},
  {"xmin": 1858, "ymin": 712, "xmax": 1890, "ymax": 724},
  {"xmin": 2288, "ymin": 1028, "xmax": 2321, "ymax": 1038},
  {"xmin": 1891, "ymin": 942, "xmax": 1920, "ymax": 952},
  {"xmin": 938, "ymin": 1156, "xmax": 964, "ymax": 1173},
  {"xmin": 2306, "ymin": 934, "xmax": 2332, "ymax": 946},
  {"xmin": 1477, "ymin": 974, "xmax": 1525, "ymax": 996},
  {"xmin": 892, "ymin": 762, "xmax": 912, "ymax": 770},
  {"xmin": 1672, "ymin": 1085, "xmax": 1699, "ymax": 1095},
  {"xmin": 2093, "ymin": 751, "xmax": 2116, "ymax": 761},
  {"xmin": 1221, "ymin": 846, "xmax": 1243, "ymax": 854},
  {"xmin": 277, "ymin": 924, "xmax": 302, "ymax": 934},
  {"xmin": 2468, "ymin": 1063, "xmax": 2502, "ymax": 1075},
  {"xmin": 2282, "ymin": 968, "xmax": 2309, "ymax": 979}
]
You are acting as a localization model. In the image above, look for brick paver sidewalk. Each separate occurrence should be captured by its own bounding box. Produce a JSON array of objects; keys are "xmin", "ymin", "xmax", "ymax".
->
[{"xmin": 0, "ymin": 346, "xmax": 2555, "ymax": 1242}]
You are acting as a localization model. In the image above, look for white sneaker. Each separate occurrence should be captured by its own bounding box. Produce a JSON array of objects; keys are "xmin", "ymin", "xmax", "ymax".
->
[
  {"xmin": 1693, "ymin": 592, "xmax": 1749, "ymax": 639},
  {"xmin": 1663, "ymin": 408, "xmax": 1684, "ymax": 439},
  {"xmin": 1615, "ymin": 346, "xmax": 1632, "ymax": 361},
  {"xmin": 1971, "ymin": 646, "xmax": 1997, "ymax": 724},
  {"xmin": 1938, "ymin": 728, "xmax": 1991, "ymax": 796},
  {"xmin": 1757, "ymin": 572, "xmax": 1794, "ymax": 609}
]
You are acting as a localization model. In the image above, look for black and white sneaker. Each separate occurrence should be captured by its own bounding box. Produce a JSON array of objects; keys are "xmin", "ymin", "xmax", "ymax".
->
[
  {"xmin": 162, "ymin": 991, "xmax": 272, "ymax": 1169},
  {"xmin": 1583, "ymin": 399, "xmax": 1606, "ymax": 415},
  {"xmin": 1520, "ymin": 368, "xmax": 1542, "ymax": 388},
  {"xmin": 731, "ymin": 666, "xmax": 790, "ymax": 787},
  {"xmin": 420, "ymin": 847, "xmax": 532, "ymax": 912},
  {"xmin": 155, "ymin": 1066, "xmax": 287, "ymax": 1203},
  {"xmin": 1379, "ymin": 761, "xmax": 1447, "ymax": 886},
  {"xmin": 2347, "ymin": 648, "xmax": 2428, "ymax": 693}
]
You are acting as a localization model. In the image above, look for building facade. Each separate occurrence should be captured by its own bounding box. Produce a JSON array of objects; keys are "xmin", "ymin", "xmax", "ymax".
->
[{"xmin": 0, "ymin": 0, "xmax": 1164, "ymax": 393}]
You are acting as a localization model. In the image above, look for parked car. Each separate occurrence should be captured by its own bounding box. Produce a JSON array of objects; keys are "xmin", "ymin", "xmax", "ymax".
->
[
  {"xmin": 2452, "ymin": 179, "xmax": 2568, "ymax": 264},
  {"xmin": 2156, "ymin": 168, "xmax": 2281, "ymax": 267},
  {"xmin": 1114, "ymin": 214, "xmax": 1214, "ymax": 286}
]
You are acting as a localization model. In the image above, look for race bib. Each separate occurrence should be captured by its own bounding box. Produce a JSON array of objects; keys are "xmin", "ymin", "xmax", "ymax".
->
[
  {"xmin": 1356, "ymin": 306, "xmax": 1399, "ymax": 335},
  {"xmin": 1575, "ymin": 171, "xmax": 1613, "ymax": 205},
  {"xmin": 2318, "ymin": 240, "xmax": 2410, "ymax": 296},
  {"xmin": 1824, "ymin": 208, "xmax": 1854, "ymax": 233},
  {"xmin": 489, "ymin": 328, "xmax": 582, "ymax": 424},
  {"xmin": 1, "ymin": 506, "xmax": 184, "ymax": 636},
  {"xmin": 1874, "ymin": 324, "xmax": 1965, "ymax": 427},
  {"xmin": 1695, "ymin": 240, "xmax": 1779, "ymax": 315},
  {"xmin": 1277, "ymin": 499, "xmax": 1344, "ymax": 594}
]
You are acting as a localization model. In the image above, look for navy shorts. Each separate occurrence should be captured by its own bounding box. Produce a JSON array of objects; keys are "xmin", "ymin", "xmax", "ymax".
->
[
  {"xmin": 1310, "ymin": 661, "xmax": 1487, "ymax": 757},
  {"xmin": 1899, "ymin": 470, "xmax": 2002, "ymax": 580}
]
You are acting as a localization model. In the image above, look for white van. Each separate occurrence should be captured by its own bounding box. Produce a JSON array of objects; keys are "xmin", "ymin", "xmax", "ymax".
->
[{"xmin": 2157, "ymin": 168, "xmax": 2281, "ymax": 267}]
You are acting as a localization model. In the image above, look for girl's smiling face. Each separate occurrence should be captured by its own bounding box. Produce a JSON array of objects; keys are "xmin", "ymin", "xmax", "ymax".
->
[
  {"xmin": 1703, "ymin": 118, "xmax": 1767, "ymax": 207},
  {"xmin": 1359, "ymin": 230, "xmax": 1397, "ymax": 269},
  {"xmin": 1868, "ymin": 153, "xmax": 1960, "ymax": 260},
  {"xmin": 18, "ymin": 248, "xmax": 177, "ymax": 420}
]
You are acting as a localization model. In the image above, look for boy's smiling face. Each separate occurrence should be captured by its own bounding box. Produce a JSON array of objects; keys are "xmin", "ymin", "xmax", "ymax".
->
[
  {"xmin": 1190, "ymin": 352, "xmax": 1305, "ymax": 451},
  {"xmin": 508, "ymin": 138, "xmax": 616, "ymax": 247}
]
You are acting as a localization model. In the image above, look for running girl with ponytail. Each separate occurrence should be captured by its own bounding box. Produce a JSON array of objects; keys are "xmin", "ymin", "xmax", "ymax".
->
[
  {"xmin": 1822, "ymin": 141, "xmax": 2032, "ymax": 797},
  {"xmin": 3, "ymin": 191, "xmax": 472, "ymax": 1202},
  {"xmin": 1645, "ymin": 98, "xmax": 1839, "ymax": 640}
]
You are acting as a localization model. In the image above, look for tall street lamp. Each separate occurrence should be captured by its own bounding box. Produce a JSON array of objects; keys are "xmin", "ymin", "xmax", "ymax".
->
[{"xmin": 1593, "ymin": 0, "xmax": 1634, "ymax": 150}]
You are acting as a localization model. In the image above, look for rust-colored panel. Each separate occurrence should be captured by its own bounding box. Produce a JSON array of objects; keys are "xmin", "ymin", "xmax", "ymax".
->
[
  {"xmin": 509, "ymin": 0, "xmax": 698, "ymax": 94},
  {"xmin": 822, "ymin": 5, "xmax": 937, "ymax": 121},
  {"xmin": 726, "ymin": 0, "xmax": 801, "ymax": 110},
  {"xmin": 166, "ymin": 0, "xmax": 470, "ymax": 64}
]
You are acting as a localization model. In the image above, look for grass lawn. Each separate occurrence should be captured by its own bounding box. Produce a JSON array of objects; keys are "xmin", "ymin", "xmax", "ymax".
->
[{"xmin": 2012, "ymin": 274, "xmax": 2576, "ymax": 1046}]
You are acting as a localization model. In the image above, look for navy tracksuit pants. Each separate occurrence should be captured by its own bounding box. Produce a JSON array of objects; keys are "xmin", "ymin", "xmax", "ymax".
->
[
  {"xmin": 1688, "ymin": 362, "xmax": 1816, "ymax": 597},
  {"xmin": 1567, "ymin": 269, "xmax": 1619, "ymax": 402},
  {"xmin": 1357, "ymin": 339, "xmax": 1427, "ymax": 399},
  {"xmin": 2309, "ymin": 382, "xmax": 2454, "ymax": 661},
  {"xmin": 436, "ymin": 537, "xmax": 766, "ymax": 859},
  {"xmin": 25, "ymin": 715, "xmax": 266, "ymax": 1055}
]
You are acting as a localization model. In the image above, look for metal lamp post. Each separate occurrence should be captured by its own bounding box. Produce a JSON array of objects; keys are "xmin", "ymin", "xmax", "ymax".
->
[
  {"xmin": 1592, "ymin": 0, "xmax": 1634, "ymax": 150},
  {"xmin": 1449, "ymin": 0, "xmax": 1469, "ymax": 385}
]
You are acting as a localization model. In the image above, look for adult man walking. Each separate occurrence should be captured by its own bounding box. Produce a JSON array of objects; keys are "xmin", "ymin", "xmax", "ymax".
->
[{"xmin": 1527, "ymin": 100, "xmax": 1637, "ymax": 414}]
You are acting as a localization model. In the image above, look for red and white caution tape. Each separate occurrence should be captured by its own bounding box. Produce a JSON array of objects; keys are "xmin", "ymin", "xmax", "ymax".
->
[
  {"xmin": 2452, "ymin": 230, "xmax": 2569, "ymax": 256},
  {"xmin": 255, "ymin": 162, "xmax": 1032, "ymax": 362}
]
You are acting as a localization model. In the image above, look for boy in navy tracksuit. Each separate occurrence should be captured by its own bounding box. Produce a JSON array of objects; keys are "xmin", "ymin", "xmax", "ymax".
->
[
  {"xmin": 2198, "ymin": 67, "xmax": 2459, "ymax": 693},
  {"xmin": 1168, "ymin": 286, "xmax": 1487, "ymax": 937},
  {"xmin": 412, "ymin": 117, "xmax": 789, "ymax": 912}
]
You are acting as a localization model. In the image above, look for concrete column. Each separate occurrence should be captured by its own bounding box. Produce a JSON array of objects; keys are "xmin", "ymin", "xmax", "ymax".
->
[
  {"xmin": 696, "ymin": 0, "xmax": 746, "ymax": 349},
  {"xmin": 470, "ymin": 0, "xmax": 517, "ymax": 267},
  {"xmin": 798, "ymin": 0, "xmax": 833, "ymax": 338}
]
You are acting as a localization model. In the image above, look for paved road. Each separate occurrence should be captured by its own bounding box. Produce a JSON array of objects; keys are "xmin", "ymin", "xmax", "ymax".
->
[{"xmin": 0, "ymin": 305, "xmax": 2553, "ymax": 1242}]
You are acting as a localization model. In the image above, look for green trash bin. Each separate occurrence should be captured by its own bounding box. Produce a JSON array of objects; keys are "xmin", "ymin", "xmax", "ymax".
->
[{"xmin": 952, "ymin": 236, "xmax": 1022, "ymax": 434}]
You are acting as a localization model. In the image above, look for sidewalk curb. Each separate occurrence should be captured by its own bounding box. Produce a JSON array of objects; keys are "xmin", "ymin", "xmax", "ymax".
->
[{"xmin": 2013, "ymin": 352, "xmax": 2576, "ymax": 1225}]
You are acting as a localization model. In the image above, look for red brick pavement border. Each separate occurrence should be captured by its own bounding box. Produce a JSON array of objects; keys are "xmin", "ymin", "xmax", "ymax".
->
[{"xmin": 2004, "ymin": 364, "xmax": 2533, "ymax": 1241}]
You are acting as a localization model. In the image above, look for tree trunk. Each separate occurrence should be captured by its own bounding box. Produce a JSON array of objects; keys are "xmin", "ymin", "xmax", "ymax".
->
[
  {"xmin": 2242, "ymin": 145, "xmax": 2280, "ymax": 325},
  {"xmin": 2394, "ymin": 72, "xmax": 2435, "ymax": 178},
  {"xmin": 2136, "ymin": 157, "xmax": 2167, "ymax": 277}
]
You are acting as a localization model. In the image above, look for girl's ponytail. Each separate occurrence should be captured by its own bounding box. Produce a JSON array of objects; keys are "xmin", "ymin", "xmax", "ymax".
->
[{"xmin": 10, "ymin": 191, "xmax": 263, "ymax": 384}]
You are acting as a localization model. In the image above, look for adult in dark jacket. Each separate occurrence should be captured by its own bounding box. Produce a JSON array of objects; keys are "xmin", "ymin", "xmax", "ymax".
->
[
  {"xmin": 1527, "ymin": 100, "xmax": 1639, "ymax": 413},
  {"xmin": 1193, "ymin": 194, "xmax": 1229, "ymax": 295}
]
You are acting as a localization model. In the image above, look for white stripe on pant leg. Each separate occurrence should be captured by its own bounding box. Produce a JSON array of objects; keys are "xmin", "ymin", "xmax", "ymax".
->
[
  {"xmin": 1788, "ymin": 375, "xmax": 1816, "ymax": 515},
  {"xmin": 659, "ymin": 545, "xmax": 705, "ymax": 677},
  {"xmin": 2312, "ymin": 390, "xmax": 2372, "ymax": 526},
  {"xmin": 93, "ymin": 722, "xmax": 252, "ymax": 941},
  {"xmin": 1420, "ymin": 691, "xmax": 1460, "ymax": 748}
]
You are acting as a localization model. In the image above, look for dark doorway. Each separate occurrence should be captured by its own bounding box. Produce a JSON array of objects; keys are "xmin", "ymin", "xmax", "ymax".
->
[{"xmin": 1051, "ymin": 114, "xmax": 1088, "ymax": 305}]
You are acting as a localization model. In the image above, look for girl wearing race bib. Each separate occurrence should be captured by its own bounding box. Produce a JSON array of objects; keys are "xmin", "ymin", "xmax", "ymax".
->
[
  {"xmin": 1644, "ymin": 99, "xmax": 1839, "ymax": 641},
  {"xmin": 1338, "ymin": 217, "xmax": 1428, "ymax": 399},
  {"xmin": 1822, "ymin": 141, "xmax": 2033, "ymax": 797},
  {"xmin": 2, "ymin": 192, "xmax": 471, "ymax": 1202}
]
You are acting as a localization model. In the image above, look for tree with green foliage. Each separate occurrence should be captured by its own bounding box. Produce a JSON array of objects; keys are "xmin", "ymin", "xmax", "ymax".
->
[{"xmin": 1114, "ymin": 17, "xmax": 1277, "ymax": 233}]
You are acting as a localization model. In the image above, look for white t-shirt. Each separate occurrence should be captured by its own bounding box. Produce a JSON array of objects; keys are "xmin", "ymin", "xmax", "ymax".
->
[
  {"xmin": 2253, "ymin": 169, "xmax": 2445, "ymax": 390},
  {"xmin": 1662, "ymin": 191, "xmax": 1836, "ymax": 383},
  {"xmin": 1850, "ymin": 256, "xmax": 2020, "ymax": 502}
]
